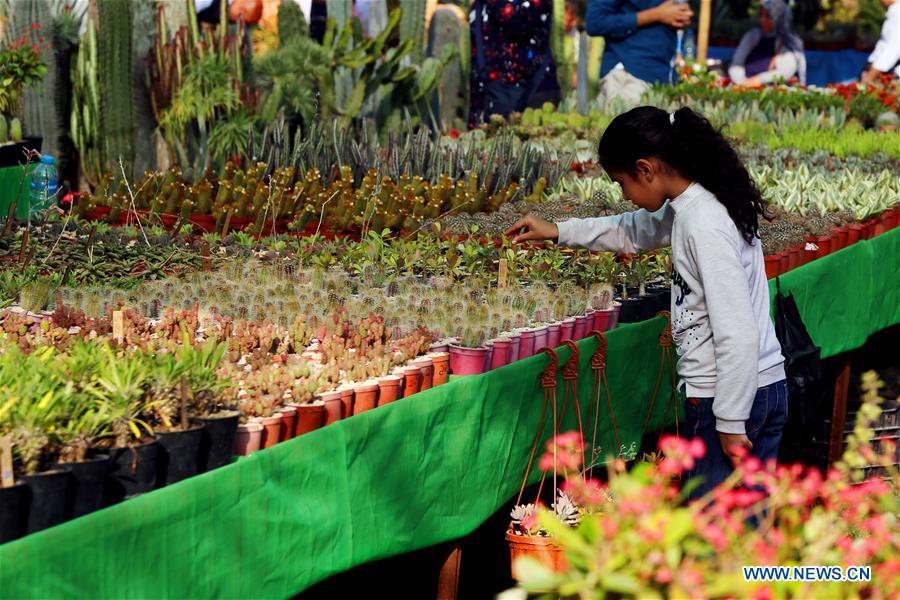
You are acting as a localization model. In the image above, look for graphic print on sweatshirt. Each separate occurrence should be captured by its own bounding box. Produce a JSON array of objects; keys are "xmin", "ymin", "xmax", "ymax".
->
[{"xmin": 671, "ymin": 264, "xmax": 703, "ymax": 356}]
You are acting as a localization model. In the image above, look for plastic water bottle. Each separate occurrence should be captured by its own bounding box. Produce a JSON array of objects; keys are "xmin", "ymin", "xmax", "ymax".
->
[
  {"xmin": 28, "ymin": 155, "xmax": 59, "ymax": 218},
  {"xmin": 683, "ymin": 29, "xmax": 696, "ymax": 63}
]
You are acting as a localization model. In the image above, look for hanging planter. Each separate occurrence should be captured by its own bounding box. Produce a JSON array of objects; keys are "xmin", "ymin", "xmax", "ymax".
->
[
  {"xmin": 191, "ymin": 411, "xmax": 240, "ymax": 472},
  {"xmin": 155, "ymin": 426, "xmax": 204, "ymax": 487},
  {"xmin": 506, "ymin": 531, "xmax": 568, "ymax": 579},
  {"xmin": 54, "ymin": 453, "xmax": 109, "ymax": 519}
]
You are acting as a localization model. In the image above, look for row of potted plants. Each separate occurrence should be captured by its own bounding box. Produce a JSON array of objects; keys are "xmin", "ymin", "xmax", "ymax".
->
[{"xmin": 764, "ymin": 206, "xmax": 900, "ymax": 278}]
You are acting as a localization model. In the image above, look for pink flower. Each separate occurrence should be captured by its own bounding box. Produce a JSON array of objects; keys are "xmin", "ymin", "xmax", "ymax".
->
[
  {"xmin": 688, "ymin": 438, "xmax": 706, "ymax": 458},
  {"xmin": 655, "ymin": 567, "xmax": 673, "ymax": 584}
]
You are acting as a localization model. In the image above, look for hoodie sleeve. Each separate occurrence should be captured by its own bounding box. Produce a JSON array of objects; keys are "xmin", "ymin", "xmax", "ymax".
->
[
  {"xmin": 688, "ymin": 223, "xmax": 760, "ymax": 434},
  {"xmin": 555, "ymin": 203, "xmax": 674, "ymax": 253}
]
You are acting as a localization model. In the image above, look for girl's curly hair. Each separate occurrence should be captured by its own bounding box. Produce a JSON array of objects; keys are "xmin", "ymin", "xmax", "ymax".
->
[{"xmin": 597, "ymin": 106, "xmax": 767, "ymax": 244}]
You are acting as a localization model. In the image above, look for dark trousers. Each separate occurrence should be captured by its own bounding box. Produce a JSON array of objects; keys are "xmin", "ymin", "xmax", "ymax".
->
[{"xmin": 682, "ymin": 380, "xmax": 788, "ymax": 498}]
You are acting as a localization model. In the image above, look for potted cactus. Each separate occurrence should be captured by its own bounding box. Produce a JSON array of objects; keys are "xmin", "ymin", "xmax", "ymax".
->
[{"xmin": 0, "ymin": 31, "xmax": 46, "ymax": 167}]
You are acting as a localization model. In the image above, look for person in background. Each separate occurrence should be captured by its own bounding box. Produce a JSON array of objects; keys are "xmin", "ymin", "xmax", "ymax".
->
[
  {"xmin": 196, "ymin": 0, "xmax": 262, "ymax": 25},
  {"xmin": 586, "ymin": 0, "xmax": 693, "ymax": 108},
  {"xmin": 728, "ymin": 0, "xmax": 806, "ymax": 86},
  {"xmin": 469, "ymin": 0, "xmax": 561, "ymax": 127},
  {"xmin": 861, "ymin": 0, "xmax": 900, "ymax": 83}
]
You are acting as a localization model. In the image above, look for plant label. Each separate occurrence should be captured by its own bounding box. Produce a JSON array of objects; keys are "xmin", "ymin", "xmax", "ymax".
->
[
  {"xmin": 498, "ymin": 259, "xmax": 508, "ymax": 289},
  {"xmin": 201, "ymin": 242, "xmax": 212, "ymax": 271},
  {"xmin": 0, "ymin": 435, "xmax": 14, "ymax": 487},
  {"xmin": 113, "ymin": 310, "xmax": 124, "ymax": 342},
  {"xmin": 221, "ymin": 212, "xmax": 233, "ymax": 237}
]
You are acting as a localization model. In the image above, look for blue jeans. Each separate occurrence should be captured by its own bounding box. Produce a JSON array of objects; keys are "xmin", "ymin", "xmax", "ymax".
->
[{"xmin": 682, "ymin": 380, "xmax": 788, "ymax": 499}]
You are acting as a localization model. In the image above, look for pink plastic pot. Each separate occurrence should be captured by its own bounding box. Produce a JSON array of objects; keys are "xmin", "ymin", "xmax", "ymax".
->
[
  {"xmin": 592, "ymin": 307, "xmax": 617, "ymax": 332},
  {"xmin": 532, "ymin": 326, "xmax": 549, "ymax": 352},
  {"xmin": 429, "ymin": 342, "xmax": 450, "ymax": 354},
  {"xmin": 546, "ymin": 323, "xmax": 561, "ymax": 349},
  {"xmin": 482, "ymin": 343, "xmax": 494, "ymax": 373},
  {"xmin": 559, "ymin": 319, "xmax": 575, "ymax": 343},
  {"xmin": 320, "ymin": 391, "xmax": 343, "ymax": 425},
  {"xmin": 489, "ymin": 338, "xmax": 513, "ymax": 370},
  {"xmin": 572, "ymin": 315, "xmax": 589, "ymax": 341},
  {"xmin": 449, "ymin": 345, "xmax": 490, "ymax": 375},
  {"xmin": 509, "ymin": 333, "xmax": 521, "ymax": 362},
  {"xmin": 234, "ymin": 422, "xmax": 263, "ymax": 456},
  {"xmin": 518, "ymin": 329, "xmax": 537, "ymax": 359}
]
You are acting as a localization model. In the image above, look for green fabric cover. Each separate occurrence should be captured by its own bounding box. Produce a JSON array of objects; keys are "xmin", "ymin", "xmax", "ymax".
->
[
  {"xmin": 0, "ymin": 229, "xmax": 898, "ymax": 599},
  {"xmin": 0, "ymin": 163, "xmax": 37, "ymax": 221}
]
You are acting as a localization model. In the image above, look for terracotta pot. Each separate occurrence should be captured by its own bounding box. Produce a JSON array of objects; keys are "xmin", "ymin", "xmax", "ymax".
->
[
  {"xmin": 881, "ymin": 210, "xmax": 898, "ymax": 230},
  {"xmin": 764, "ymin": 254, "xmax": 781, "ymax": 279},
  {"xmin": 410, "ymin": 357, "xmax": 434, "ymax": 391},
  {"xmin": 831, "ymin": 226, "xmax": 849, "ymax": 251},
  {"xmin": 546, "ymin": 323, "xmax": 561, "ymax": 348},
  {"xmin": 847, "ymin": 223, "xmax": 864, "ymax": 245},
  {"xmin": 259, "ymin": 414, "xmax": 283, "ymax": 449},
  {"xmin": 430, "ymin": 352, "xmax": 450, "ymax": 386},
  {"xmin": 873, "ymin": 216, "xmax": 888, "ymax": 238},
  {"xmin": 234, "ymin": 422, "xmax": 263, "ymax": 456},
  {"xmin": 788, "ymin": 245, "xmax": 802, "ymax": 270},
  {"xmin": 814, "ymin": 235, "xmax": 831, "ymax": 259},
  {"xmin": 448, "ymin": 345, "xmax": 489, "ymax": 375},
  {"xmin": 777, "ymin": 252, "xmax": 789, "ymax": 274},
  {"xmin": 339, "ymin": 387, "xmax": 354, "ymax": 418},
  {"xmin": 517, "ymin": 329, "xmax": 537, "ymax": 359},
  {"xmin": 290, "ymin": 402, "xmax": 326, "ymax": 436},
  {"xmin": 572, "ymin": 315, "xmax": 589, "ymax": 341},
  {"xmin": 532, "ymin": 326, "xmax": 549, "ymax": 353},
  {"xmin": 401, "ymin": 366, "xmax": 422, "ymax": 396},
  {"xmin": 489, "ymin": 338, "xmax": 513, "ymax": 369},
  {"xmin": 320, "ymin": 391, "xmax": 343, "ymax": 425},
  {"xmin": 506, "ymin": 531, "xmax": 567, "ymax": 580},
  {"xmin": 352, "ymin": 382, "xmax": 379, "ymax": 415},
  {"xmin": 377, "ymin": 375, "xmax": 403, "ymax": 405},
  {"xmin": 277, "ymin": 406, "xmax": 297, "ymax": 440},
  {"xmin": 508, "ymin": 333, "xmax": 521, "ymax": 362},
  {"xmin": 558, "ymin": 319, "xmax": 575, "ymax": 343}
]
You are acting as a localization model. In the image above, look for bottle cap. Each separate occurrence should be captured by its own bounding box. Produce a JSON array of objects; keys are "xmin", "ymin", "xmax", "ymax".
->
[{"xmin": 40, "ymin": 155, "xmax": 54, "ymax": 165}]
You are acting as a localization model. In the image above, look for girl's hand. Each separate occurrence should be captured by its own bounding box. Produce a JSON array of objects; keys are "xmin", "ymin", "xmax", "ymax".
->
[
  {"xmin": 504, "ymin": 214, "xmax": 559, "ymax": 244},
  {"xmin": 718, "ymin": 432, "xmax": 753, "ymax": 468}
]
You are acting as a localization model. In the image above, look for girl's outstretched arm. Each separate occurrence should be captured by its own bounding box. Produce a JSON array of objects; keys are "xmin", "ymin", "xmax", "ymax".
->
[{"xmin": 506, "ymin": 204, "xmax": 674, "ymax": 252}]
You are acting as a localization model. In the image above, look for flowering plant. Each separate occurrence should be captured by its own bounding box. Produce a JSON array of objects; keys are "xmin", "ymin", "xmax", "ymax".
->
[
  {"xmin": 514, "ymin": 372, "xmax": 900, "ymax": 598},
  {"xmin": 0, "ymin": 26, "xmax": 49, "ymax": 117}
]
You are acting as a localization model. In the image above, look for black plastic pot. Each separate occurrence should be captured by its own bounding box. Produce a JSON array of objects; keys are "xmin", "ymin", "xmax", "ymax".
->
[
  {"xmin": 156, "ymin": 426, "xmax": 204, "ymax": 488},
  {"xmin": 21, "ymin": 470, "xmax": 71, "ymax": 534},
  {"xmin": 617, "ymin": 297, "xmax": 645, "ymax": 324},
  {"xmin": 0, "ymin": 136, "xmax": 42, "ymax": 169},
  {"xmin": 0, "ymin": 483, "xmax": 30, "ymax": 543},
  {"xmin": 192, "ymin": 412, "xmax": 239, "ymax": 473},
  {"xmin": 104, "ymin": 441, "xmax": 159, "ymax": 504},
  {"xmin": 54, "ymin": 454, "xmax": 109, "ymax": 519},
  {"xmin": 639, "ymin": 289, "xmax": 671, "ymax": 321}
]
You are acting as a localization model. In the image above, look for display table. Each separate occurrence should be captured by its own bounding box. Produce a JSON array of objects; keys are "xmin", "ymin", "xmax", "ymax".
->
[{"xmin": 0, "ymin": 229, "xmax": 898, "ymax": 599}]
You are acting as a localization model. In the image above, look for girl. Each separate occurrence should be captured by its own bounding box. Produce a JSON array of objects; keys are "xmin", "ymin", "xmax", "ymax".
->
[{"xmin": 504, "ymin": 106, "xmax": 787, "ymax": 495}]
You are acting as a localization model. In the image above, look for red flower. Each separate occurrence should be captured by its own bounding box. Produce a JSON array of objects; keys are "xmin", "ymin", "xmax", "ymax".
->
[{"xmin": 31, "ymin": 23, "xmax": 42, "ymax": 30}]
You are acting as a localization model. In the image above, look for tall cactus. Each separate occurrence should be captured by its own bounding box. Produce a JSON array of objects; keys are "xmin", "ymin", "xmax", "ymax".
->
[
  {"xmin": 71, "ymin": 18, "xmax": 104, "ymax": 190},
  {"xmin": 97, "ymin": 0, "xmax": 134, "ymax": 176},
  {"xmin": 400, "ymin": 0, "xmax": 427, "ymax": 64},
  {"xmin": 130, "ymin": 0, "xmax": 156, "ymax": 176},
  {"xmin": 428, "ymin": 5, "xmax": 467, "ymax": 130},
  {"xmin": 551, "ymin": 0, "xmax": 572, "ymax": 97}
]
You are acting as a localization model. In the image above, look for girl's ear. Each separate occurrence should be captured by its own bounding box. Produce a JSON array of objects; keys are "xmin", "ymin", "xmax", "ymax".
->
[{"xmin": 635, "ymin": 158, "xmax": 655, "ymax": 182}]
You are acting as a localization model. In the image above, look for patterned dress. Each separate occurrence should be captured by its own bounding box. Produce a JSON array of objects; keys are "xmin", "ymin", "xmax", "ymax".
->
[{"xmin": 469, "ymin": 0, "xmax": 560, "ymax": 126}]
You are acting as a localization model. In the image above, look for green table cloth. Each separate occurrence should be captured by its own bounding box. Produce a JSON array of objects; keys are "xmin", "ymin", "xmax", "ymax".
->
[{"xmin": 1, "ymin": 228, "xmax": 898, "ymax": 599}]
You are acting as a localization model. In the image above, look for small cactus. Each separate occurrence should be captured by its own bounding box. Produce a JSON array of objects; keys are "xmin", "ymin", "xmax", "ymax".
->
[
  {"xmin": 10, "ymin": 117, "xmax": 22, "ymax": 142},
  {"xmin": 0, "ymin": 115, "xmax": 7, "ymax": 143}
]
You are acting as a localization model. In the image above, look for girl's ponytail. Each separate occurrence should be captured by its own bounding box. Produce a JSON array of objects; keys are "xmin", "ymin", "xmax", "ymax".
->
[{"xmin": 598, "ymin": 106, "xmax": 767, "ymax": 244}]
